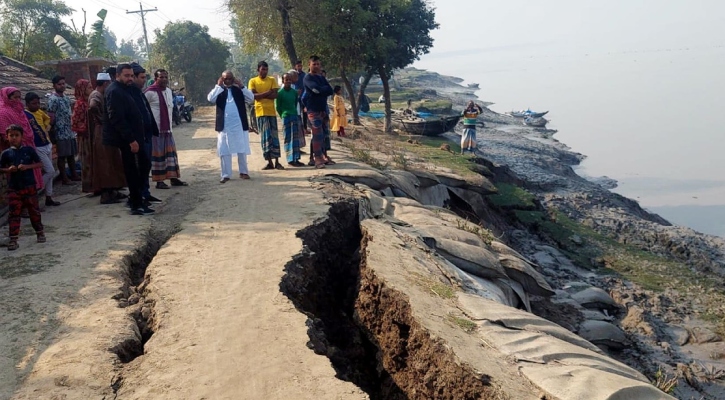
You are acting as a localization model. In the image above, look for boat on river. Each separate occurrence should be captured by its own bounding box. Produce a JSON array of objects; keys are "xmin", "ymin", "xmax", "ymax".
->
[
  {"xmin": 509, "ymin": 109, "xmax": 549, "ymax": 118},
  {"xmin": 392, "ymin": 115, "xmax": 462, "ymax": 136}
]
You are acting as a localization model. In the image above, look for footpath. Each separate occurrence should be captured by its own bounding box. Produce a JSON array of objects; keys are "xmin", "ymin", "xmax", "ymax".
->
[{"xmin": 0, "ymin": 108, "xmax": 366, "ymax": 400}]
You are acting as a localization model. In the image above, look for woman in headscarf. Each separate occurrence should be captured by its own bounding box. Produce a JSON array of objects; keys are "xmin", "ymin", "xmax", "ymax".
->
[
  {"xmin": 0, "ymin": 86, "xmax": 43, "ymax": 189},
  {"xmin": 71, "ymin": 79, "xmax": 93, "ymax": 192}
]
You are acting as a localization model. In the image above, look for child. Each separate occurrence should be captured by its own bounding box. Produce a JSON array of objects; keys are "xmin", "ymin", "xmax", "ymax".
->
[
  {"xmin": 24, "ymin": 92, "xmax": 60, "ymax": 206},
  {"xmin": 0, "ymin": 124, "xmax": 45, "ymax": 250},
  {"xmin": 331, "ymin": 86, "xmax": 347, "ymax": 137},
  {"xmin": 275, "ymin": 73, "xmax": 304, "ymax": 167}
]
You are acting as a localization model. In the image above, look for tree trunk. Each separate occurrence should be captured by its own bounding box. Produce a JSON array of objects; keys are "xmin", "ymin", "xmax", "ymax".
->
[
  {"xmin": 354, "ymin": 70, "xmax": 374, "ymax": 125},
  {"xmin": 339, "ymin": 66, "xmax": 357, "ymax": 126},
  {"xmin": 277, "ymin": 1, "xmax": 298, "ymax": 67},
  {"xmin": 379, "ymin": 67, "xmax": 392, "ymax": 133}
]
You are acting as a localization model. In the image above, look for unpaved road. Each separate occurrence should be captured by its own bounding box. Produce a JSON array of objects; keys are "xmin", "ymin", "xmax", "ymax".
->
[{"xmin": 1, "ymin": 108, "xmax": 366, "ymax": 399}]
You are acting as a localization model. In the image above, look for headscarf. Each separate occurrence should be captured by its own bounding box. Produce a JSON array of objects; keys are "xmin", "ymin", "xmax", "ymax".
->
[
  {"xmin": 0, "ymin": 86, "xmax": 35, "ymax": 148},
  {"xmin": 71, "ymin": 79, "xmax": 91, "ymax": 136},
  {"xmin": 0, "ymin": 86, "xmax": 43, "ymax": 188}
]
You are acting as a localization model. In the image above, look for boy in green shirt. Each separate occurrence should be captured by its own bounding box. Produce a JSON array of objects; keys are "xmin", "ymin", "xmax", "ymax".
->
[{"xmin": 275, "ymin": 73, "xmax": 304, "ymax": 167}]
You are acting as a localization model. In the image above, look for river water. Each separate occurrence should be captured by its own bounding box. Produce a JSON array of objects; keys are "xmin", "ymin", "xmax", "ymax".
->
[{"xmin": 415, "ymin": 0, "xmax": 725, "ymax": 237}]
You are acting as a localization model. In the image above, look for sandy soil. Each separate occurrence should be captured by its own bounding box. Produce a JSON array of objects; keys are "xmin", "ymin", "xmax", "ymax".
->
[{"xmin": 0, "ymin": 108, "xmax": 365, "ymax": 399}]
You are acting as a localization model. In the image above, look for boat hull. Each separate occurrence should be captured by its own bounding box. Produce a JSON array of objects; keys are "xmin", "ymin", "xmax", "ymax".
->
[{"xmin": 393, "ymin": 115, "xmax": 462, "ymax": 136}]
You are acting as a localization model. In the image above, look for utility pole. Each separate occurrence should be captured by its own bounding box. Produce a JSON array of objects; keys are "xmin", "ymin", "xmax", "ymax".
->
[{"xmin": 126, "ymin": 2, "xmax": 157, "ymax": 59}]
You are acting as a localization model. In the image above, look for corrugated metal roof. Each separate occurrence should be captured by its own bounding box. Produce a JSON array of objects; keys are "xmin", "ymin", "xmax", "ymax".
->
[{"xmin": 0, "ymin": 56, "xmax": 75, "ymax": 105}]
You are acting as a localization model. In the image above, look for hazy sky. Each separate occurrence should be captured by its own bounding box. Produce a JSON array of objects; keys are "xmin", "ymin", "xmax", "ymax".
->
[
  {"xmin": 66, "ymin": 0, "xmax": 230, "ymax": 44},
  {"xmin": 69, "ymin": 1, "xmax": 725, "ymax": 52}
]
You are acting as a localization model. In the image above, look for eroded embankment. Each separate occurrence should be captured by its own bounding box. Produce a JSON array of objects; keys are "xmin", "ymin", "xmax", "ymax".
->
[{"xmin": 281, "ymin": 200, "xmax": 507, "ymax": 400}]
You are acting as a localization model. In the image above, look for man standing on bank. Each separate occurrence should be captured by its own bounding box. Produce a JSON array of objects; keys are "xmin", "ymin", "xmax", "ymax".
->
[
  {"xmin": 103, "ymin": 64, "xmax": 155, "ymax": 215},
  {"xmin": 248, "ymin": 61, "xmax": 283, "ymax": 170},
  {"xmin": 145, "ymin": 69, "xmax": 188, "ymax": 189},
  {"xmin": 303, "ymin": 55, "xmax": 335, "ymax": 169},
  {"xmin": 208, "ymin": 70, "xmax": 254, "ymax": 183}
]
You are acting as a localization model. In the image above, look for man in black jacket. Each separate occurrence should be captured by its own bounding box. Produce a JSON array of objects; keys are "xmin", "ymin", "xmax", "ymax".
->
[
  {"xmin": 103, "ymin": 63, "xmax": 154, "ymax": 215},
  {"xmin": 129, "ymin": 63, "xmax": 162, "ymax": 205}
]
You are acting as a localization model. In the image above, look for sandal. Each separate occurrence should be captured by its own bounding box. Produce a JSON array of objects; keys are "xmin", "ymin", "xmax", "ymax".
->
[
  {"xmin": 275, "ymin": 164, "xmax": 285, "ymax": 170},
  {"xmin": 239, "ymin": 174, "xmax": 251, "ymax": 180},
  {"xmin": 156, "ymin": 182, "xmax": 171, "ymax": 189},
  {"xmin": 262, "ymin": 164, "xmax": 274, "ymax": 170},
  {"xmin": 37, "ymin": 234, "xmax": 46, "ymax": 243},
  {"xmin": 8, "ymin": 241, "xmax": 18, "ymax": 251},
  {"xmin": 170, "ymin": 179, "xmax": 188, "ymax": 187}
]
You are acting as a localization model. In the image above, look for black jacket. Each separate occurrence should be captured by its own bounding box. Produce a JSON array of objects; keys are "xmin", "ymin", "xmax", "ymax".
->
[
  {"xmin": 129, "ymin": 85, "xmax": 159, "ymax": 142},
  {"xmin": 103, "ymin": 81, "xmax": 144, "ymax": 147},
  {"xmin": 215, "ymin": 86, "xmax": 249, "ymax": 132}
]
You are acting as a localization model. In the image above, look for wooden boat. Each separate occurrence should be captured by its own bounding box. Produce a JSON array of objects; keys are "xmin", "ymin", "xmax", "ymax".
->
[{"xmin": 393, "ymin": 115, "xmax": 462, "ymax": 136}]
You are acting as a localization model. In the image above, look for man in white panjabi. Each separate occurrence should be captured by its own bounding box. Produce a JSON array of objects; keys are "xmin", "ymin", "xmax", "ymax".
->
[{"xmin": 207, "ymin": 70, "xmax": 255, "ymax": 183}]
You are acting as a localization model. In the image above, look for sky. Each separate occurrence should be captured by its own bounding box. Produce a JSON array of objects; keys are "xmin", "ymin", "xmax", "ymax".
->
[{"xmin": 66, "ymin": 0, "xmax": 231, "ymax": 44}]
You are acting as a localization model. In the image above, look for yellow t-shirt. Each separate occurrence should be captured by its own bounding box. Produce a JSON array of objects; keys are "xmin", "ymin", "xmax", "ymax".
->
[
  {"xmin": 30, "ymin": 109, "xmax": 51, "ymax": 132},
  {"xmin": 248, "ymin": 76, "xmax": 279, "ymax": 117}
]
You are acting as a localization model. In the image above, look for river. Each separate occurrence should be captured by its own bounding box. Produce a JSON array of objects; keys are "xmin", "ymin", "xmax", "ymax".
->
[{"xmin": 415, "ymin": 0, "xmax": 725, "ymax": 237}]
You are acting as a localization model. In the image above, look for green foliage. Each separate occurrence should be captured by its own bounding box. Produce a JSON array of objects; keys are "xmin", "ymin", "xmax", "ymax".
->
[
  {"xmin": 54, "ymin": 9, "xmax": 111, "ymax": 59},
  {"xmin": 228, "ymin": 17, "xmax": 285, "ymax": 82},
  {"xmin": 85, "ymin": 9, "xmax": 109, "ymax": 57},
  {"xmin": 152, "ymin": 21, "xmax": 231, "ymax": 103},
  {"xmin": 117, "ymin": 39, "xmax": 140, "ymax": 60},
  {"xmin": 0, "ymin": 0, "xmax": 73, "ymax": 62},
  {"xmin": 227, "ymin": 0, "xmax": 296, "ymax": 65},
  {"xmin": 487, "ymin": 183, "xmax": 537, "ymax": 209}
]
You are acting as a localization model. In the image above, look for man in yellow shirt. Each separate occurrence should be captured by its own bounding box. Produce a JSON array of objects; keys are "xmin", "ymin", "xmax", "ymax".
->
[{"xmin": 248, "ymin": 61, "xmax": 282, "ymax": 170}]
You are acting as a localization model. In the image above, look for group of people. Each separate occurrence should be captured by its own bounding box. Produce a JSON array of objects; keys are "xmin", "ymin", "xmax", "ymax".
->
[
  {"xmin": 0, "ymin": 55, "xmax": 350, "ymax": 250},
  {"xmin": 208, "ymin": 55, "xmax": 347, "ymax": 181},
  {"xmin": 0, "ymin": 63, "xmax": 186, "ymax": 250}
]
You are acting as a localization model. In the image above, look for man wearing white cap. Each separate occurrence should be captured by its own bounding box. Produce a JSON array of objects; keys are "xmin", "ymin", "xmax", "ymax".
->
[{"xmin": 89, "ymin": 72, "xmax": 127, "ymax": 204}]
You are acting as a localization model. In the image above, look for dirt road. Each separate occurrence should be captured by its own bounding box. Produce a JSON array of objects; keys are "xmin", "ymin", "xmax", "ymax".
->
[{"xmin": 1, "ymin": 108, "xmax": 366, "ymax": 399}]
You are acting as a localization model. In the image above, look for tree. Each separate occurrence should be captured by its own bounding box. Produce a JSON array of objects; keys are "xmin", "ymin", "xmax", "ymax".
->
[
  {"xmin": 364, "ymin": 0, "xmax": 438, "ymax": 132},
  {"xmin": 227, "ymin": 0, "xmax": 300, "ymax": 66},
  {"xmin": 117, "ymin": 39, "xmax": 139, "ymax": 60},
  {"xmin": 104, "ymin": 28, "xmax": 118, "ymax": 55},
  {"xmin": 152, "ymin": 21, "xmax": 230, "ymax": 103},
  {"xmin": 54, "ymin": 9, "xmax": 112, "ymax": 59},
  {"xmin": 0, "ymin": 0, "xmax": 74, "ymax": 62}
]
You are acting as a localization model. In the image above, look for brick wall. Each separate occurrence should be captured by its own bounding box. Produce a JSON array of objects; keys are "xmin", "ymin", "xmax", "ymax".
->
[{"xmin": 57, "ymin": 64, "xmax": 89, "ymax": 88}]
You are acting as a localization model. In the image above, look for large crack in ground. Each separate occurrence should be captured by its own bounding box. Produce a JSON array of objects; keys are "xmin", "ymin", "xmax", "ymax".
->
[
  {"xmin": 281, "ymin": 199, "xmax": 507, "ymax": 400},
  {"xmin": 106, "ymin": 182, "xmax": 212, "ymax": 396}
]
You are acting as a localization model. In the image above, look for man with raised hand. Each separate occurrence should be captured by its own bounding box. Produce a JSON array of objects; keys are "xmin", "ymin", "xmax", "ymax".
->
[{"xmin": 208, "ymin": 70, "xmax": 255, "ymax": 183}]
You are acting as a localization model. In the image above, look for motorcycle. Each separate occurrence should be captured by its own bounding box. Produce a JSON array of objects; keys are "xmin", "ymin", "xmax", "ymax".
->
[{"xmin": 171, "ymin": 87, "xmax": 194, "ymax": 125}]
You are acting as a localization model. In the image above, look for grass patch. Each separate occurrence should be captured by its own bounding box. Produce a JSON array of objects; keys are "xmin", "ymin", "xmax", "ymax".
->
[
  {"xmin": 487, "ymin": 183, "xmax": 537, "ymax": 209},
  {"xmin": 528, "ymin": 209, "xmax": 725, "ymax": 336},
  {"xmin": 447, "ymin": 313, "xmax": 478, "ymax": 333},
  {"xmin": 456, "ymin": 219, "xmax": 494, "ymax": 245},
  {"xmin": 347, "ymin": 143, "xmax": 387, "ymax": 170},
  {"xmin": 513, "ymin": 210, "xmax": 546, "ymax": 227},
  {"xmin": 410, "ymin": 272, "xmax": 456, "ymax": 299},
  {"xmin": 393, "ymin": 135, "xmax": 479, "ymax": 179}
]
